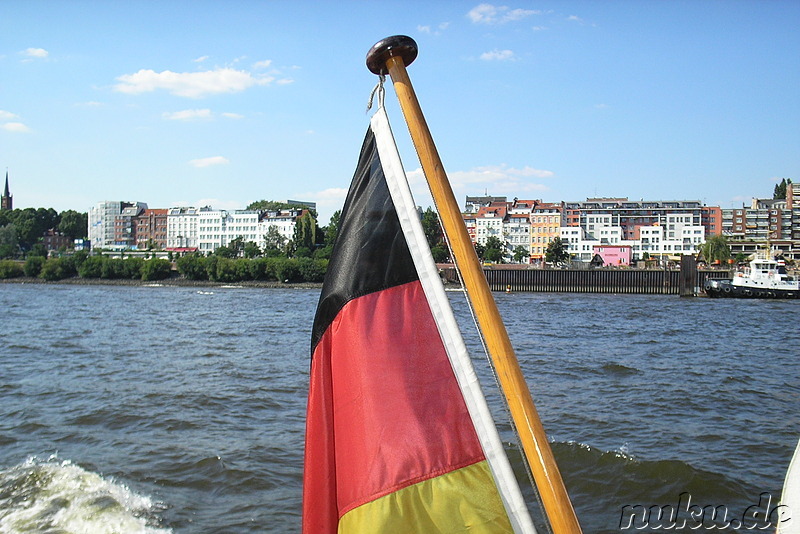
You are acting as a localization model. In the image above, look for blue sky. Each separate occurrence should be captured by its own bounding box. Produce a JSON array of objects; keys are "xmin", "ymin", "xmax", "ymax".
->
[{"xmin": 2, "ymin": 1, "xmax": 798, "ymax": 225}]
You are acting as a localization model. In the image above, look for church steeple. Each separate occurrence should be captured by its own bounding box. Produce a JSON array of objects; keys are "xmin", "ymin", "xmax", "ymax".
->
[{"xmin": 2, "ymin": 170, "xmax": 12, "ymax": 211}]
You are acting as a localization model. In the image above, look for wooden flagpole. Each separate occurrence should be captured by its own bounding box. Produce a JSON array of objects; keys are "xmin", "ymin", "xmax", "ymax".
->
[{"xmin": 367, "ymin": 35, "xmax": 582, "ymax": 534}]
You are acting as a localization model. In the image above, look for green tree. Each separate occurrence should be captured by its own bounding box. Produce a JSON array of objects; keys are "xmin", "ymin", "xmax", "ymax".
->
[
  {"xmin": 243, "ymin": 241, "xmax": 261, "ymax": 259},
  {"xmin": 141, "ymin": 259, "xmax": 172, "ymax": 281},
  {"xmin": 292, "ymin": 211, "xmax": 319, "ymax": 254},
  {"xmin": 274, "ymin": 257, "xmax": 301, "ymax": 282},
  {"xmin": 323, "ymin": 210, "xmax": 341, "ymax": 249},
  {"xmin": 28, "ymin": 243, "xmax": 48, "ymax": 257},
  {"xmin": 263, "ymin": 225, "xmax": 287, "ymax": 256},
  {"xmin": 0, "ymin": 260, "xmax": 23, "ymax": 279},
  {"xmin": 227, "ymin": 236, "xmax": 246, "ymax": 257},
  {"xmin": 78, "ymin": 255, "xmax": 106, "ymax": 278},
  {"xmin": 176, "ymin": 254, "xmax": 208, "ymax": 280},
  {"xmin": 512, "ymin": 245, "xmax": 529, "ymax": 264},
  {"xmin": 484, "ymin": 236, "xmax": 505, "ymax": 263},
  {"xmin": 72, "ymin": 250, "xmax": 88, "ymax": 270},
  {"xmin": 545, "ymin": 237, "xmax": 570, "ymax": 265},
  {"xmin": 421, "ymin": 208, "xmax": 443, "ymax": 249},
  {"xmin": 700, "ymin": 234, "xmax": 731, "ymax": 265},
  {"xmin": 474, "ymin": 242, "xmax": 486, "ymax": 261},
  {"xmin": 431, "ymin": 244, "xmax": 449, "ymax": 263},
  {"xmin": 774, "ymin": 178, "xmax": 792, "ymax": 200},
  {"xmin": 123, "ymin": 257, "xmax": 144, "ymax": 279},
  {"xmin": 58, "ymin": 210, "xmax": 88, "ymax": 239},
  {"xmin": 24, "ymin": 256, "xmax": 46, "ymax": 277},
  {"xmin": 214, "ymin": 245, "xmax": 237, "ymax": 259},
  {"xmin": 39, "ymin": 257, "xmax": 76, "ymax": 281},
  {"xmin": 0, "ymin": 224, "xmax": 20, "ymax": 258}
]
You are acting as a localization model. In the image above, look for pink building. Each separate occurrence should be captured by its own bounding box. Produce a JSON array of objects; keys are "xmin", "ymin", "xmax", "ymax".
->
[{"xmin": 593, "ymin": 245, "xmax": 632, "ymax": 266}]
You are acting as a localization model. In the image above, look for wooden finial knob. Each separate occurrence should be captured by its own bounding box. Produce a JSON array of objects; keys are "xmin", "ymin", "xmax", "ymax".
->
[{"xmin": 366, "ymin": 35, "xmax": 418, "ymax": 75}]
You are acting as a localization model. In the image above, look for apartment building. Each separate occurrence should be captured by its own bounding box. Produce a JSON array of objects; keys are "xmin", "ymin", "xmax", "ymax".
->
[
  {"xmin": 463, "ymin": 196, "xmax": 713, "ymax": 264},
  {"xmin": 473, "ymin": 202, "xmax": 507, "ymax": 247},
  {"xmin": 88, "ymin": 200, "xmax": 148, "ymax": 250},
  {"xmin": 194, "ymin": 206, "xmax": 309, "ymax": 254},
  {"xmin": 197, "ymin": 208, "xmax": 261, "ymax": 253},
  {"xmin": 135, "ymin": 209, "xmax": 168, "ymax": 249},
  {"xmin": 506, "ymin": 199, "xmax": 534, "ymax": 255},
  {"xmin": 530, "ymin": 202, "xmax": 562, "ymax": 262},
  {"xmin": 166, "ymin": 207, "xmax": 199, "ymax": 251},
  {"xmin": 721, "ymin": 194, "xmax": 800, "ymax": 259}
]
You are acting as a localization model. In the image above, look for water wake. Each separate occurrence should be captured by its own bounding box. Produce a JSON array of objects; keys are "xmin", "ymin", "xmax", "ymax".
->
[{"xmin": 0, "ymin": 456, "xmax": 170, "ymax": 534}]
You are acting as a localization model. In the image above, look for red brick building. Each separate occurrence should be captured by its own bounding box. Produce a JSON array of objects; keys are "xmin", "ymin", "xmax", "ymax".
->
[{"xmin": 135, "ymin": 209, "xmax": 168, "ymax": 249}]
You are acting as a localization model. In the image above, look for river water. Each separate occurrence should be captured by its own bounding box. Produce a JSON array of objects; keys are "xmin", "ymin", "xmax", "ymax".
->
[{"xmin": 0, "ymin": 283, "xmax": 797, "ymax": 533}]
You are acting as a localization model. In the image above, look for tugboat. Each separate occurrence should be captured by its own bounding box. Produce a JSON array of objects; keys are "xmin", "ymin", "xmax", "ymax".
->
[{"xmin": 705, "ymin": 255, "xmax": 800, "ymax": 299}]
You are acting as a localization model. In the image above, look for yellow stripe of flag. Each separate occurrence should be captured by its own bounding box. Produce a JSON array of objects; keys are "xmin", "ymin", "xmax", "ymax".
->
[{"xmin": 338, "ymin": 461, "xmax": 514, "ymax": 533}]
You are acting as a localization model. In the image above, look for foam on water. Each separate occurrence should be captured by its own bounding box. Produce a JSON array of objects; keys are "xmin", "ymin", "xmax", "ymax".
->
[{"xmin": 0, "ymin": 456, "xmax": 171, "ymax": 534}]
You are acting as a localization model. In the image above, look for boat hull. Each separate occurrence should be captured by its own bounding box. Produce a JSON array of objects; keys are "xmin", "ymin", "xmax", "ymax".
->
[{"xmin": 704, "ymin": 279, "xmax": 800, "ymax": 299}]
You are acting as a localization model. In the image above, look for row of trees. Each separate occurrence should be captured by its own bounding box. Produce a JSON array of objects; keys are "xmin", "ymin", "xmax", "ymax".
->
[
  {"xmin": 0, "ymin": 208, "xmax": 87, "ymax": 258},
  {"xmin": 0, "ymin": 252, "xmax": 328, "ymax": 284},
  {"xmin": 0, "ymin": 252, "xmax": 171, "ymax": 282}
]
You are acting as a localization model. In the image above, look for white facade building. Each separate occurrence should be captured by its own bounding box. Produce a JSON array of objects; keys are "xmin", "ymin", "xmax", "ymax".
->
[
  {"xmin": 506, "ymin": 202, "xmax": 532, "ymax": 257},
  {"xmin": 193, "ymin": 207, "xmax": 306, "ymax": 254},
  {"xmin": 166, "ymin": 207, "xmax": 199, "ymax": 250},
  {"xmin": 474, "ymin": 205, "xmax": 507, "ymax": 247},
  {"xmin": 259, "ymin": 209, "xmax": 304, "ymax": 245},
  {"xmin": 197, "ymin": 209, "xmax": 260, "ymax": 253},
  {"xmin": 562, "ymin": 216, "xmax": 706, "ymax": 262}
]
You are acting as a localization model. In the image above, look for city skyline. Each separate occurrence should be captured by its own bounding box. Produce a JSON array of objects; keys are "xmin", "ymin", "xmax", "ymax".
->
[{"xmin": 2, "ymin": 1, "xmax": 798, "ymax": 225}]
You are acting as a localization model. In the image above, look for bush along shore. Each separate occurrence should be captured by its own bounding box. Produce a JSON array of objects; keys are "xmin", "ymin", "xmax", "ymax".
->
[{"xmin": 0, "ymin": 253, "xmax": 328, "ymax": 287}]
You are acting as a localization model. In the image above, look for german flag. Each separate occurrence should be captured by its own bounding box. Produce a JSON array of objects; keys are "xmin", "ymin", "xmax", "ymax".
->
[{"xmin": 302, "ymin": 106, "xmax": 536, "ymax": 534}]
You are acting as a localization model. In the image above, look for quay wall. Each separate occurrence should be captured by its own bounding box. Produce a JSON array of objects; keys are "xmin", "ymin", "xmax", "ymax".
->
[{"xmin": 439, "ymin": 266, "xmax": 731, "ymax": 295}]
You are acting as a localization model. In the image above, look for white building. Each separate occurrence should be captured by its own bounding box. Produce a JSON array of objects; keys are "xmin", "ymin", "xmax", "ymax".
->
[
  {"xmin": 506, "ymin": 201, "xmax": 533, "ymax": 258},
  {"xmin": 197, "ymin": 209, "xmax": 260, "ymax": 253},
  {"xmin": 259, "ymin": 208, "xmax": 305, "ymax": 245},
  {"xmin": 193, "ymin": 207, "xmax": 307, "ymax": 254},
  {"xmin": 562, "ymin": 217, "xmax": 705, "ymax": 262},
  {"xmin": 166, "ymin": 207, "xmax": 199, "ymax": 250},
  {"xmin": 474, "ymin": 204, "xmax": 508, "ymax": 247}
]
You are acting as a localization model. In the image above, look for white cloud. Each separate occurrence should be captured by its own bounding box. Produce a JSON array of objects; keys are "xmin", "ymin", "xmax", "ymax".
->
[
  {"xmin": 417, "ymin": 22, "xmax": 450, "ymax": 35},
  {"xmin": 0, "ymin": 110, "xmax": 19, "ymax": 121},
  {"xmin": 276, "ymin": 78, "xmax": 294, "ymax": 85},
  {"xmin": 114, "ymin": 67, "xmax": 275, "ymax": 98},
  {"xmin": 193, "ymin": 55, "xmax": 209, "ymax": 63},
  {"xmin": 21, "ymin": 47, "xmax": 48, "ymax": 59},
  {"xmin": 189, "ymin": 156, "xmax": 230, "ymax": 168},
  {"xmin": 163, "ymin": 109, "xmax": 213, "ymax": 121},
  {"xmin": 405, "ymin": 164, "xmax": 553, "ymax": 211},
  {"xmin": 252, "ymin": 59, "xmax": 272, "ymax": 70},
  {"xmin": 221, "ymin": 112, "xmax": 244, "ymax": 120},
  {"xmin": 2, "ymin": 122, "xmax": 31, "ymax": 133},
  {"xmin": 451, "ymin": 164, "xmax": 554, "ymax": 184},
  {"xmin": 468, "ymin": 4, "xmax": 538, "ymax": 24},
  {"xmin": 480, "ymin": 49, "xmax": 516, "ymax": 61}
]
